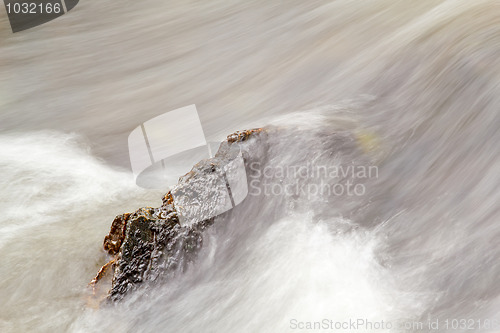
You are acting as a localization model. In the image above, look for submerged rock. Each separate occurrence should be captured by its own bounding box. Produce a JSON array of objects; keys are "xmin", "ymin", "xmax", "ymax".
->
[{"xmin": 94, "ymin": 128, "xmax": 264, "ymax": 301}]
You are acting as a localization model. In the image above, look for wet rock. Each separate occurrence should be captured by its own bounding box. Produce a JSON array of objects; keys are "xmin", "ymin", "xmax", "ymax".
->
[
  {"xmin": 227, "ymin": 128, "xmax": 263, "ymax": 143},
  {"xmin": 103, "ymin": 213, "xmax": 130, "ymax": 255},
  {"xmin": 95, "ymin": 128, "xmax": 264, "ymax": 301}
]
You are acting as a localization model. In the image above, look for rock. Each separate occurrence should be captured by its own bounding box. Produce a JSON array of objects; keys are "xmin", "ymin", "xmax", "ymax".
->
[
  {"xmin": 94, "ymin": 128, "xmax": 265, "ymax": 301},
  {"xmin": 227, "ymin": 128, "xmax": 263, "ymax": 143},
  {"xmin": 103, "ymin": 213, "xmax": 130, "ymax": 255}
]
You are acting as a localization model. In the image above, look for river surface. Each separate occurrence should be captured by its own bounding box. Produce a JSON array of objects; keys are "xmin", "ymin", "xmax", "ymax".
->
[{"xmin": 1, "ymin": 1, "xmax": 500, "ymax": 332}]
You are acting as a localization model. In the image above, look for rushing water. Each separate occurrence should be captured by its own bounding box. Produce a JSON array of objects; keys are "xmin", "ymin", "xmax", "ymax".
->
[{"xmin": 1, "ymin": 0, "xmax": 500, "ymax": 332}]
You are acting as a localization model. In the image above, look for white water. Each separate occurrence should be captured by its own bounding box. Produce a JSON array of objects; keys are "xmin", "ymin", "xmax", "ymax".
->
[{"xmin": 1, "ymin": 0, "xmax": 500, "ymax": 332}]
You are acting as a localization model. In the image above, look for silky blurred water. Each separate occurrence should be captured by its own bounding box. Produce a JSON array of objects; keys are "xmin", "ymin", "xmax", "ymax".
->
[{"xmin": 1, "ymin": 0, "xmax": 500, "ymax": 332}]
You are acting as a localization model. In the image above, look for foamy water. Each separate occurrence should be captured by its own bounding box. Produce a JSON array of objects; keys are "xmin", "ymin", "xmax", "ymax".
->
[{"xmin": 1, "ymin": 0, "xmax": 500, "ymax": 332}]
